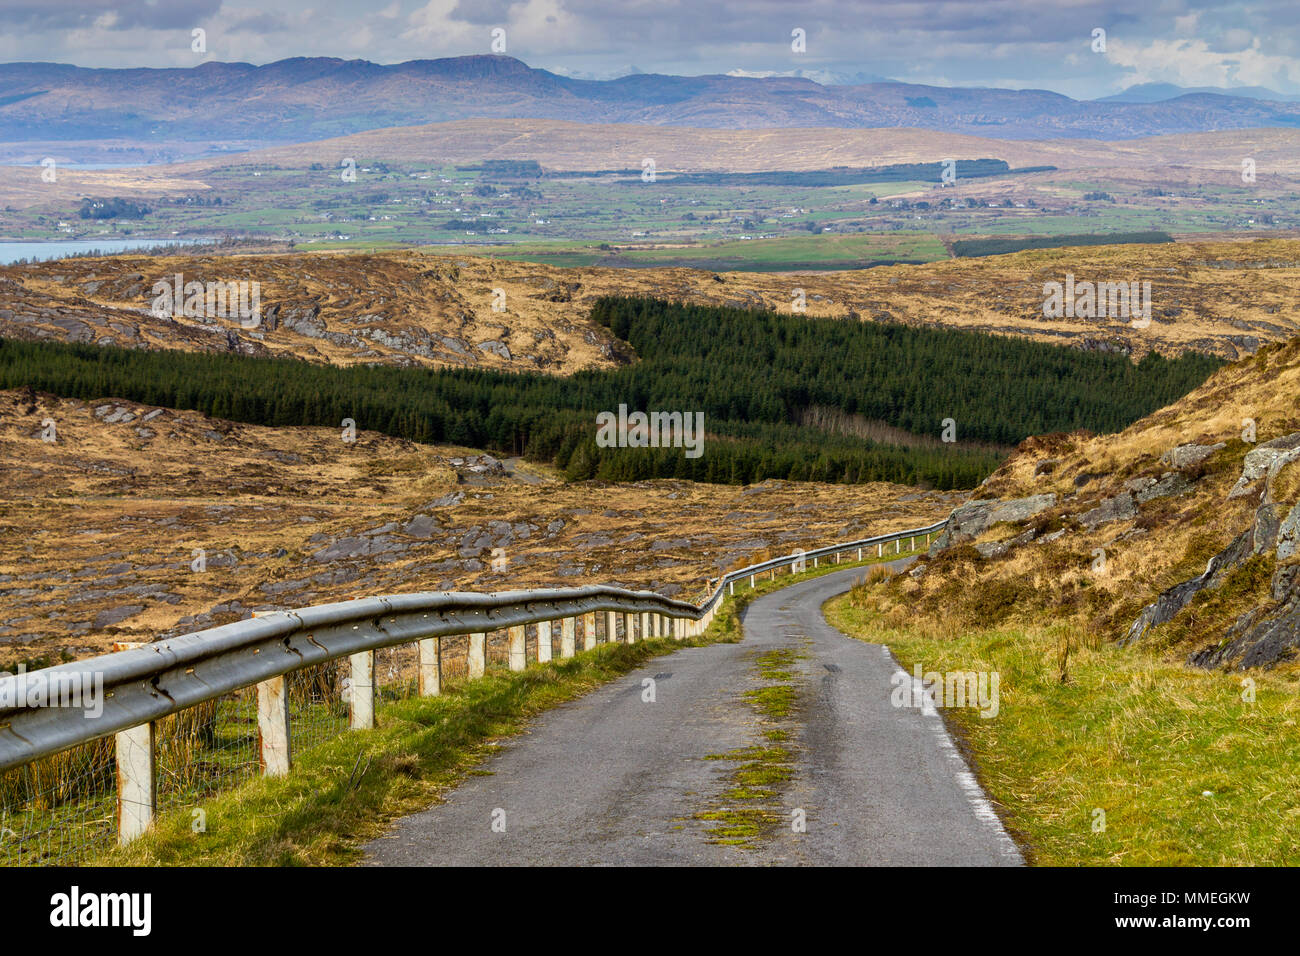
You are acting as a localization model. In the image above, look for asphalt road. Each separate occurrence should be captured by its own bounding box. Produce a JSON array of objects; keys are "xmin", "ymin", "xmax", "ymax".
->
[{"xmin": 364, "ymin": 561, "xmax": 1023, "ymax": 866}]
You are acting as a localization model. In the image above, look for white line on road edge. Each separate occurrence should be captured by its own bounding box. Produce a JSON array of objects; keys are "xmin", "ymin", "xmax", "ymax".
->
[{"xmin": 885, "ymin": 647, "xmax": 1024, "ymax": 865}]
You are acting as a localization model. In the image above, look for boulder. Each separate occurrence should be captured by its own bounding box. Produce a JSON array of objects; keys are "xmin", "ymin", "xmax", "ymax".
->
[
  {"xmin": 929, "ymin": 494, "xmax": 1056, "ymax": 552},
  {"xmin": 1134, "ymin": 472, "xmax": 1192, "ymax": 503},
  {"xmin": 1160, "ymin": 442, "xmax": 1225, "ymax": 470},
  {"xmin": 1079, "ymin": 492, "xmax": 1137, "ymax": 529}
]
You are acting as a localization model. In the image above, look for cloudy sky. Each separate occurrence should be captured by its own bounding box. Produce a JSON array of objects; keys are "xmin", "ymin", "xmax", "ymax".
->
[{"xmin": 5, "ymin": 0, "xmax": 1300, "ymax": 98}]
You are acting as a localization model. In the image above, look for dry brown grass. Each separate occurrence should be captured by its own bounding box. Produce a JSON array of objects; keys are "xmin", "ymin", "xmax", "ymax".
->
[
  {"xmin": 0, "ymin": 388, "xmax": 960, "ymax": 664},
  {"xmin": 886, "ymin": 335, "xmax": 1300, "ymax": 661},
  {"xmin": 4, "ymin": 238, "xmax": 1299, "ymax": 371}
]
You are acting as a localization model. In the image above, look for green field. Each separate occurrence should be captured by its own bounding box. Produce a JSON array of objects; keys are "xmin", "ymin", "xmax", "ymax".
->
[
  {"xmin": 11, "ymin": 156, "xmax": 1297, "ymax": 265},
  {"xmin": 440, "ymin": 231, "xmax": 950, "ymax": 271}
]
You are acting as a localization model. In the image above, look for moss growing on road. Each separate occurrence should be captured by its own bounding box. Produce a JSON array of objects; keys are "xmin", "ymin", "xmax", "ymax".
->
[{"xmin": 696, "ymin": 646, "xmax": 805, "ymax": 846}]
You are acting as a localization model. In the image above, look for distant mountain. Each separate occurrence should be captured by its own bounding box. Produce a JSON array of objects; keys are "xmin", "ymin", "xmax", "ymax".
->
[
  {"xmin": 3, "ymin": 55, "xmax": 1300, "ymax": 155},
  {"xmin": 725, "ymin": 68, "xmax": 895, "ymax": 85},
  {"xmin": 1099, "ymin": 82, "xmax": 1300, "ymax": 104}
]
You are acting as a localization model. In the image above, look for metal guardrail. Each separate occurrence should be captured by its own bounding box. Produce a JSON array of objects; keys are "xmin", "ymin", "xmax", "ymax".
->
[{"xmin": 0, "ymin": 516, "xmax": 947, "ymax": 856}]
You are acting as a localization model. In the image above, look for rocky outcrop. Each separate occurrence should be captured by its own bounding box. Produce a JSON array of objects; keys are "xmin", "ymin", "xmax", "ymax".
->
[
  {"xmin": 1227, "ymin": 432, "xmax": 1300, "ymax": 500},
  {"xmin": 1122, "ymin": 529, "xmax": 1253, "ymax": 647},
  {"xmin": 1188, "ymin": 555, "xmax": 1300, "ymax": 669},
  {"xmin": 928, "ymin": 494, "xmax": 1057, "ymax": 552},
  {"xmin": 1126, "ymin": 449, "xmax": 1300, "ymax": 667}
]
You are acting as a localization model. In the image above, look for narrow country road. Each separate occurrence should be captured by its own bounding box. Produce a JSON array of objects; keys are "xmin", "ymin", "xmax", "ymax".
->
[{"xmin": 364, "ymin": 562, "xmax": 1023, "ymax": 866}]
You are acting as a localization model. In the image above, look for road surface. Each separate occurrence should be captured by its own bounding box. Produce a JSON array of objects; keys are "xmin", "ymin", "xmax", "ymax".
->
[{"xmin": 364, "ymin": 561, "xmax": 1023, "ymax": 866}]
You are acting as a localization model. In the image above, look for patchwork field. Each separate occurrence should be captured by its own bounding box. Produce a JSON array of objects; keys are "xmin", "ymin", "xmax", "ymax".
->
[{"xmin": 4, "ymin": 121, "xmax": 1299, "ymax": 254}]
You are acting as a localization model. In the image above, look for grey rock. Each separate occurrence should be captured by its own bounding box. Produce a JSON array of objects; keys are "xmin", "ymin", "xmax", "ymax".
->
[
  {"xmin": 1250, "ymin": 503, "xmax": 1285, "ymax": 556},
  {"xmin": 1228, "ymin": 432, "xmax": 1300, "ymax": 500},
  {"xmin": 1079, "ymin": 493, "xmax": 1137, "ymax": 529},
  {"xmin": 1277, "ymin": 502, "xmax": 1300, "ymax": 561},
  {"xmin": 93, "ymin": 605, "xmax": 144, "ymax": 628},
  {"xmin": 929, "ymin": 494, "xmax": 1056, "ymax": 552},
  {"xmin": 1160, "ymin": 442, "xmax": 1225, "ymax": 470},
  {"xmin": 402, "ymin": 514, "xmax": 438, "ymax": 539},
  {"xmin": 1190, "ymin": 565, "xmax": 1300, "ymax": 670},
  {"xmin": 1135, "ymin": 472, "xmax": 1192, "ymax": 503},
  {"xmin": 1125, "ymin": 530, "xmax": 1252, "ymax": 647},
  {"xmin": 650, "ymin": 538, "xmax": 691, "ymax": 551},
  {"xmin": 1272, "ymin": 564, "xmax": 1300, "ymax": 603},
  {"xmin": 426, "ymin": 492, "xmax": 464, "ymax": 509}
]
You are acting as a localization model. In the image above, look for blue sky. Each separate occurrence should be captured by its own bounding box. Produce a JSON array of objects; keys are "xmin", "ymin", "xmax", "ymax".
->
[{"xmin": 5, "ymin": 0, "xmax": 1300, "ymax": 99}]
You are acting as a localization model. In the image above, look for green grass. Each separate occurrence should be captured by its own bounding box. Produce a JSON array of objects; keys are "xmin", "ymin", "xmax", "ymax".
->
[
  {"xmin": 94, "ymin": 540, "xmax": 922, "ymax": 865},
  {"xmin": 824, "ymin": 598, "xmax": 1300, "ymax": 865},
  {"xmin": 98, "ymin": 615, "xmax": 743, "ymax": 867}
]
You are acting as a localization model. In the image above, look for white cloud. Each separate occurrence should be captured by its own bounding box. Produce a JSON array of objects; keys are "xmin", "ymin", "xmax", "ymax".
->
[{"xmin": 1105, "ymin": 36, "xmax": 1300, "ymax": 91}]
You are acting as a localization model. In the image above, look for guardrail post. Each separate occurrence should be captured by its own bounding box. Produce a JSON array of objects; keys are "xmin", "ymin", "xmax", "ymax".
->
[
  {"xmin": 582, "ymin": 612, "xmax": 597, "ymax": 651},
  {"xmin": 896, "ymin": 538, "xmax": 901, "ymax": 554},
  {"xmin": 624, "ymin": 612, "xmax": 636, "ymax": 644},
  {"xmin": 561, "ymin": 617, "xmax": 576, "ymax": 657},
  {"xmin": 508, "ymin": 625, "xmax": 527, "ymax": 671},
  {"xmin": 606, "ymin": 611, "xmax": 617, "ymax": 644},
  {"xmin": 116, "ymin": 722, "xmax": 155, "ymax": 845},
  {"xmin": 350, "ymin": 651, "xmax": 375, "ymax": 729},
  {"xmin": 537, "ymin": 621, "xmax": 552, "ymax": 663},
  {"xmin": 750, "ymin": 574, "xmax": 755, "ymax": 588},
  {"xmin": 469, "ymin": 632, "xmax": 487, "ymax": 678},
  {"xmin": 642, "ymin": 611, "xmax": 652, "ymax": 642},
  {"xmin": 878, "ymin": 542, "xmax": 883, "ymax": 557},
  {"xmin": 729, "ymin": 581, "xmax": 734, "ymax": 595},
  {"xmin": 257, "ymin": 676, "xmax": 291, "ymax": 776},
  {"xmin": 418, "ymin": 637, "xmax": 441, "ymax": 697}
]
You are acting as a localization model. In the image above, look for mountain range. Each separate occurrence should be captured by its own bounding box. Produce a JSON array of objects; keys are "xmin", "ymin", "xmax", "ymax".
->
[{"xmin": 4, "ymin": 54, "xmax": 1300, "ymax": 156}]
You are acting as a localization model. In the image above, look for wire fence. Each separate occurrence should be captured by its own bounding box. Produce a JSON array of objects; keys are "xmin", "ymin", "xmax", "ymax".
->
[{"xmin": 0, "ymin": 523, "xmax": 944, "ymax": 866}]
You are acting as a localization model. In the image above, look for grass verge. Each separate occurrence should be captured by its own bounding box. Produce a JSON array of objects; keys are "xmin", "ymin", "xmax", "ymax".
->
[
  {"xmin": 98, "ymin": 615, "xmax": 742, "ymax": 867},
  {"xmin": 100, "ymin": 544, "xmax": 920, "ymax": 865},
  {"xmin": 824, "ymin": 596, "xmax": 1300, "ymax": 865}
]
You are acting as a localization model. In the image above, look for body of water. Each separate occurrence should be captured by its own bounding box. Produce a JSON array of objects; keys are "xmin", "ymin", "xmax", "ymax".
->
[{"xmin": 0, "ymin": 238, "xmax": 211, "ymax": 265}]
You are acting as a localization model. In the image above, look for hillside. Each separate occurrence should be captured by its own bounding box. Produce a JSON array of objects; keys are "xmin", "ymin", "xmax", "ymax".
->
[
  {"xmin": 867, "ymin": 335, "xmax": 1300, "ymax": 669},
  {"xmin": 0, "ymin": 387, "xmax": 958, "ymax": 666},
  {"xmin": 2, "ymin": 240, "xmax": 1298, "ymax": 371},
  {"xmin": 5, "ymin": 56, "xmax": 1300, "ymax": 163}
]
